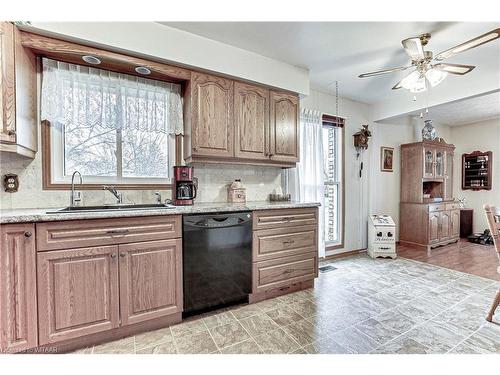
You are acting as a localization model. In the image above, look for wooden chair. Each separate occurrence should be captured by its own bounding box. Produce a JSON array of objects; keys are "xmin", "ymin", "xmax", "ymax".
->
[{"xmin": 484, "ymin": 204, "xmax": 500, "ymax": 322}]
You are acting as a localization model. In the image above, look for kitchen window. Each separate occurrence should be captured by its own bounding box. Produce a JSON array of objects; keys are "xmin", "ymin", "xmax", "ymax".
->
[
  {"xmin": 41, "ymin": 58, "xmax": 183, "ymax": 188},
  {"xmin": 322, "ymin": 114, "xmax": 344, "ymax": 248}
]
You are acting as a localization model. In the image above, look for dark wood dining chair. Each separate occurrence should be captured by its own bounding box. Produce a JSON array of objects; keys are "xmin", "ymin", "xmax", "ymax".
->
[{"xmin": 484, "ymin": 204, "xmax": 500, "ymax": 322}]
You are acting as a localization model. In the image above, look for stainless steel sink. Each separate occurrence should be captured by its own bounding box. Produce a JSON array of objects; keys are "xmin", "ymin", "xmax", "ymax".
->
[{"xmin": 46, "ymin": 203, "xmax": 176, "ymax": 214}]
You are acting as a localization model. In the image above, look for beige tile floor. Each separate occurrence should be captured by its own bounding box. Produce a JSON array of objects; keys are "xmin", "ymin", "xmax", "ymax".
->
[{"xmin": 75, "ymin": 254, "xmax": 500, "ymax": 354}]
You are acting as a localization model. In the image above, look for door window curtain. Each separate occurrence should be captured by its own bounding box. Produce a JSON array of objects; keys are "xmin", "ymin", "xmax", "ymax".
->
[
  {"xmin": 287, "ymin": 108, "xmax": 326, "ymax": 257},
  {"xmin": 40, "ymin": 58, "xmax": 184, "ymax": 135}
]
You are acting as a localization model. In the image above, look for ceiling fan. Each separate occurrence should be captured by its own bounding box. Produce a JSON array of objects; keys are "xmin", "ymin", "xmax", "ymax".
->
[{"xmin": 358, "ymin": 28, "xmax": 500, "ymax": 93}]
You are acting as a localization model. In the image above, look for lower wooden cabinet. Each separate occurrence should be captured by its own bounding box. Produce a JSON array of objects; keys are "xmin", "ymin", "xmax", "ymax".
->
[
  {"xmin": 250, "ymin": 208, "xmax": 318, "ymax": 301},
  {"xmin": 0, "ymin": 224, "xmax": 38, "ymax": 353},
  {"xmin": 37, "ymin": 239, "xmax": 183, "ymax": 345},
  {"xmin": 119, "ymin": 239, "xmax": 182, "ymax": 326},
  {"xmin": 400, "ymin": 202, "xmax": 460, "ymax": 250},
  {"xmin": 450, "ymin": 209, "xmax": 460, "ymax": 238},
  {"xmin": 37, "ymin": 245, "xmax": 120, "ymax": 345},
  {"xmin": 252, "ymin": 252, "xmax": 317, "ymax": 294}
]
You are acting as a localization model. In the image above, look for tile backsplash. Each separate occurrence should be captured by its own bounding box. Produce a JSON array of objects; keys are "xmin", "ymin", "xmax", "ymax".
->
[{"xmin": 0, "ymin": 152, "xmax": 283, "ymax": 210}]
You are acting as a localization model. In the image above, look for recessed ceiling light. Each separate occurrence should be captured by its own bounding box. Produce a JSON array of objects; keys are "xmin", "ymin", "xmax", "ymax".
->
[
  {"xmin": 135, "ymin": 66, "xmax": 151, "ymax": 75},
  {"xmin": 82, "ymin": 55, "xmax": 101, "ymax": 65}
]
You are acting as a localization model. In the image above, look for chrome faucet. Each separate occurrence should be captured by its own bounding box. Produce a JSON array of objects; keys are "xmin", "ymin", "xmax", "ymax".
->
[
  {"xmin": 154, "ymin": 191, "xmax": 162, "ymax": 204},
  {"xmin": 103, "ymin": 186, "xmax": 124, "ymax": 204},
  {"xmin": 70, "ymin": 171, "xmax": 83, "ymax": 207}
]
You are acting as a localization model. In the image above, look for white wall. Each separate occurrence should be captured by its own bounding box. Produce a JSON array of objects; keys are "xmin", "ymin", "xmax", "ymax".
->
[
  {"xmin": 23, "ymin": 22, "xmax": 309, "ymax": 96},
  {"xmin": 300, "ymin": 89, "xmax": 371, "ymax": 254},
  {"xmin": 450, "ymin": 118, "xmax": 500, "ymax": 232}
]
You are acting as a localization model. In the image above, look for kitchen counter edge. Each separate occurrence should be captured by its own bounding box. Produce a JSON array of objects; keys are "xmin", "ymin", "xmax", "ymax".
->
[{"xmin": 0, "ymin": 201, "xmax": 321, "ymax": 224}]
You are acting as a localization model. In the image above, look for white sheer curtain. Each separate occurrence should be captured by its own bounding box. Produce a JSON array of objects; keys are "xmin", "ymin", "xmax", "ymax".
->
[
  {"xmin": 287, "ymin": 108, "xmax": 326, "ymax": 257},
  {"xmin": 41, "ymin": 58, "xmax": 183, "ymax": 135}
]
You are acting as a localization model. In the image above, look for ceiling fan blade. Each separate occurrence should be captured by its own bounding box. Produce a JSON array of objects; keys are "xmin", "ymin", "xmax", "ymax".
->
[
  {"xmin": 358, "ymin": 65, "xmax": 411, "ymax": 78},
  {"xmin": 392, "ymin": 80, "xmax": 403, "ymax": 90},
  {"xmin": 434, "ymin": 63, "xmax": 476, "ymax": 75},
  {"xmin": 391, "ymin": 69, "xmax": 416, "ymax": 90},
  {"xmin": 402, "ymin": 37, "xmax": 425, "ymax": 61},
  {"xmin": 434, "ymin": 28, "xmax": 500, "ymax": 61}
]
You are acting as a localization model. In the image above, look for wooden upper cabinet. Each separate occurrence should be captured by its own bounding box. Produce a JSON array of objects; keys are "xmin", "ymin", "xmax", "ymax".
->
[
  {"xmin": 37, "ymin": 246, "xmax": 120, "ymax": 345},
  {"xmin": 0, "ymin": 22, "xmax": 37, "ymax": 158},
  {"xmin": 191, "ymin": 72, "xmax": 234, "ymax": 158},
  {"xmin": 0, "ymin": 224, "xmax": 38, "ymax": 353},
  {"xmin": 269, "ymin": 91, "xmax": 299, "ymax": 163},
  {"xmin": 234, "ymin": 82, "xmax": 269, "ymax": 160},
  {"xmin": 0, "ymin": 22, "xmax": 16, "ymax": 144},
  {"xmin": 119, "ymin": 239, "xmax": 182, "ymax": 326}
]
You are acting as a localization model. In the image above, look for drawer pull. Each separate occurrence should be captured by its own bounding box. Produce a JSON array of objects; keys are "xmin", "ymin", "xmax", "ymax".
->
[
  {"xmin": 279, "ymin": 286, "xmax": 290, "ymax": 292},
  {"xmin": 106, "ymin": 229, "xmax": 130, "ymax": 236},
  {"xmin": 283, "ymin": 240, "xmax": 295, "ymax": 245},
  {"xmin": 283, "ymin": 269, "xmax": 293, "ymax": 275},
  {"xmin": 283, "ymin": 217, "xmax": 294, "ymax": 222}
]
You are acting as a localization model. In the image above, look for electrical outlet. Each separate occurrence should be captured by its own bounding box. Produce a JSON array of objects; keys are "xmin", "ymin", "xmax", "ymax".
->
[{"xmin": 3, "ymin": 174, "xmax": 19, "ymax": 193}]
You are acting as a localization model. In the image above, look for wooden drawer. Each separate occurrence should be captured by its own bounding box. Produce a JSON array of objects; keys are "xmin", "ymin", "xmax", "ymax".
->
[
  {"xmin": 36, "ymin": 216, "xmax": 181, "ymax": 251},
  {"xmin": 253, "ymin": 225, "xmax": 317, "ymax": 262},
  {"xmin": 428, "ymin": 204, "xmax": 445, "ymax": 213},
  {"xmin": 253, "ymin": 208, "xmax": 318, "ymax": 230},
  {"xmin": 446, "ymin": 203, "xmax": 460, "ymax": 210},
  {"xmin": 253, "ymin": 252, "xmax": 317, "ymax": 294}
]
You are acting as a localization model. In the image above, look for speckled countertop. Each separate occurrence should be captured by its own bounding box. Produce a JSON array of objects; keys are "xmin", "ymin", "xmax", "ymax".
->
[{"xmin": 0, "ymin": 201, "xmax": 320, "ymax": 224}]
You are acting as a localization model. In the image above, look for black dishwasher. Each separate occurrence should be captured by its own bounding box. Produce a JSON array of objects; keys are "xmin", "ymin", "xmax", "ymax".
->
[{"xmin": 182, "ymin": 211, "xmax": 252, "ymax": 317}]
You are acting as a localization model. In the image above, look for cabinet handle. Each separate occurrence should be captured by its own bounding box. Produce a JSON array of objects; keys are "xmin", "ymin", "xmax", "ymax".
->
[
  {"xmin": 119, "ymin": 253, "xmax": 126, "ymax": 257},
  {"xmin": 282, "ymin": 217, "xmax": 294, "ymax": 222},
  {"xmin": 110, "ymin": 253, "xmax": 117, "ymax": 258},
  {"xmin": 283, "ymin": 240, "xmax": 295, "ymax": 245},
  {"xmin": 8, "ymin": 130, "xmax": 16, "ymax": 136},
  {"xmin": 193, "ymin": 147, "xmax": 198, "ymax": 152},
  {"xmin": 106, "ymin": 229, "xmax": 129, "ymax": 236},
  {"xmin": 283, "ymin": 269, "xmax": 293, "ymax": 275},
  {"xmin": 24, "ymin": 231, "xmax": 32, "ymax": 238}
]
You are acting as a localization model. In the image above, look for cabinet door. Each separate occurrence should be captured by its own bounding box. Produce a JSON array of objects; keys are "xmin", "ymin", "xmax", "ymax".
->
[
  {"xmin": 423, "ymin": 147, "xmax": 435, "ymax": 178},
  {"xmin": 0, "ymin": 22, "xmax": 16, "ymax": 143},
  {"xmin": 234, "ymin": 82, "xmax": 269, "ymax": 160},
  {"xmin": 450, "ymin": 209, "xmax": 460, "ymax": 238},
  {"xmin": 444, "ymin": 152, "xmax": 454, "ymax": 200},
  {"xmin": 439, "ymin": 211, "xmax": 451, "ymax": 241},
  {"xmin": 37, "ymin": 246, "xmax": 120, "ymax": 345},
  {"xmin": 269, "ymin": 91, "xmax": 299, "ymax": 163},
  {"xmin": 191, "ymin": 72, "xmax": 234, "ymax": 158},
  {"xmin": 0, "ymin": 224, "xmax": 37, "ymax": 353},
  {"xmin": 428, "ymin": 212, "xmax": 440, "ymax": 244},
  {"xmin": 435, "ymin": 149, "xmax": 446, "ymax": 178},
  {"xmin": 119, "ymin": 239, "xmax": 182, "ymax": 326}
]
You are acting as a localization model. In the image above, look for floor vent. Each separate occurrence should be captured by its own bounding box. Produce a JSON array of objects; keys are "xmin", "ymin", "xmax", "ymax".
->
[{"xmin": 319, "ymin": 265, "xmax": 337, "ymax": 273}]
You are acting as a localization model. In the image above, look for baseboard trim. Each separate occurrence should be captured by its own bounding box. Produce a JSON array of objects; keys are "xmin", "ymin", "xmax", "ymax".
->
[{"xmin": 322, "ymin": 248, "xmax": 367, "ymax": 261}]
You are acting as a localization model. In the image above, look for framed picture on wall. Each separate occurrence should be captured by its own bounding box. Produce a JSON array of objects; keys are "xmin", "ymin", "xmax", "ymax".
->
[{"xmin": 381, "ymin": 146, "xmax": 394, "ymax": 172}]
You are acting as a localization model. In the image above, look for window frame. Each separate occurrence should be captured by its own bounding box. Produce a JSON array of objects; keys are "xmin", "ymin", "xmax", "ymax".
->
[
  {"xmin": 42, "ymin": 120, "xmax": 180, "ymax": 190},
  {"xmin": 322, "ymin": 114, "xmax": 345, "ymax": 252}
]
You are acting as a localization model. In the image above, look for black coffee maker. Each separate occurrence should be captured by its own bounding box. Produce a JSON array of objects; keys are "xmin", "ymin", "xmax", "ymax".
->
[{"xmin": 172, "ymin": 166, "xmax": 197, "ymax": 205}]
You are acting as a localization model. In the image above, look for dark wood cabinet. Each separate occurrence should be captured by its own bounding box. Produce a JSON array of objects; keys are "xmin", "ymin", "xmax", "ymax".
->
[{"xmin": 460, "ymin": 208, "xmax": 474, "ymax": 238}]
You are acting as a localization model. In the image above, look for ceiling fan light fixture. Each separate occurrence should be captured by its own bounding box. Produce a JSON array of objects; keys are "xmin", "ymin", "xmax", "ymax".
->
[
  {"xmin": 401, "ymin": 70, "xmax": 427, "ymax": 93},
  {"xmin": 409, "ymin": 76, "xmax": 427, "ymax": 93},
  {"xmin": 425, "ymin": 68, "xmax": 448, "ymax": 87}
]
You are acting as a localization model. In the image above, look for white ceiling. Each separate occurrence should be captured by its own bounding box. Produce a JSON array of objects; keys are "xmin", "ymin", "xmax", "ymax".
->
[
  {"xmin": 160, "ymin": 22, "xmax": 500, "ymax": 104},
  {"xmin": 406, "ymin": 91, "xmax": 500, "ymax": 126}
]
